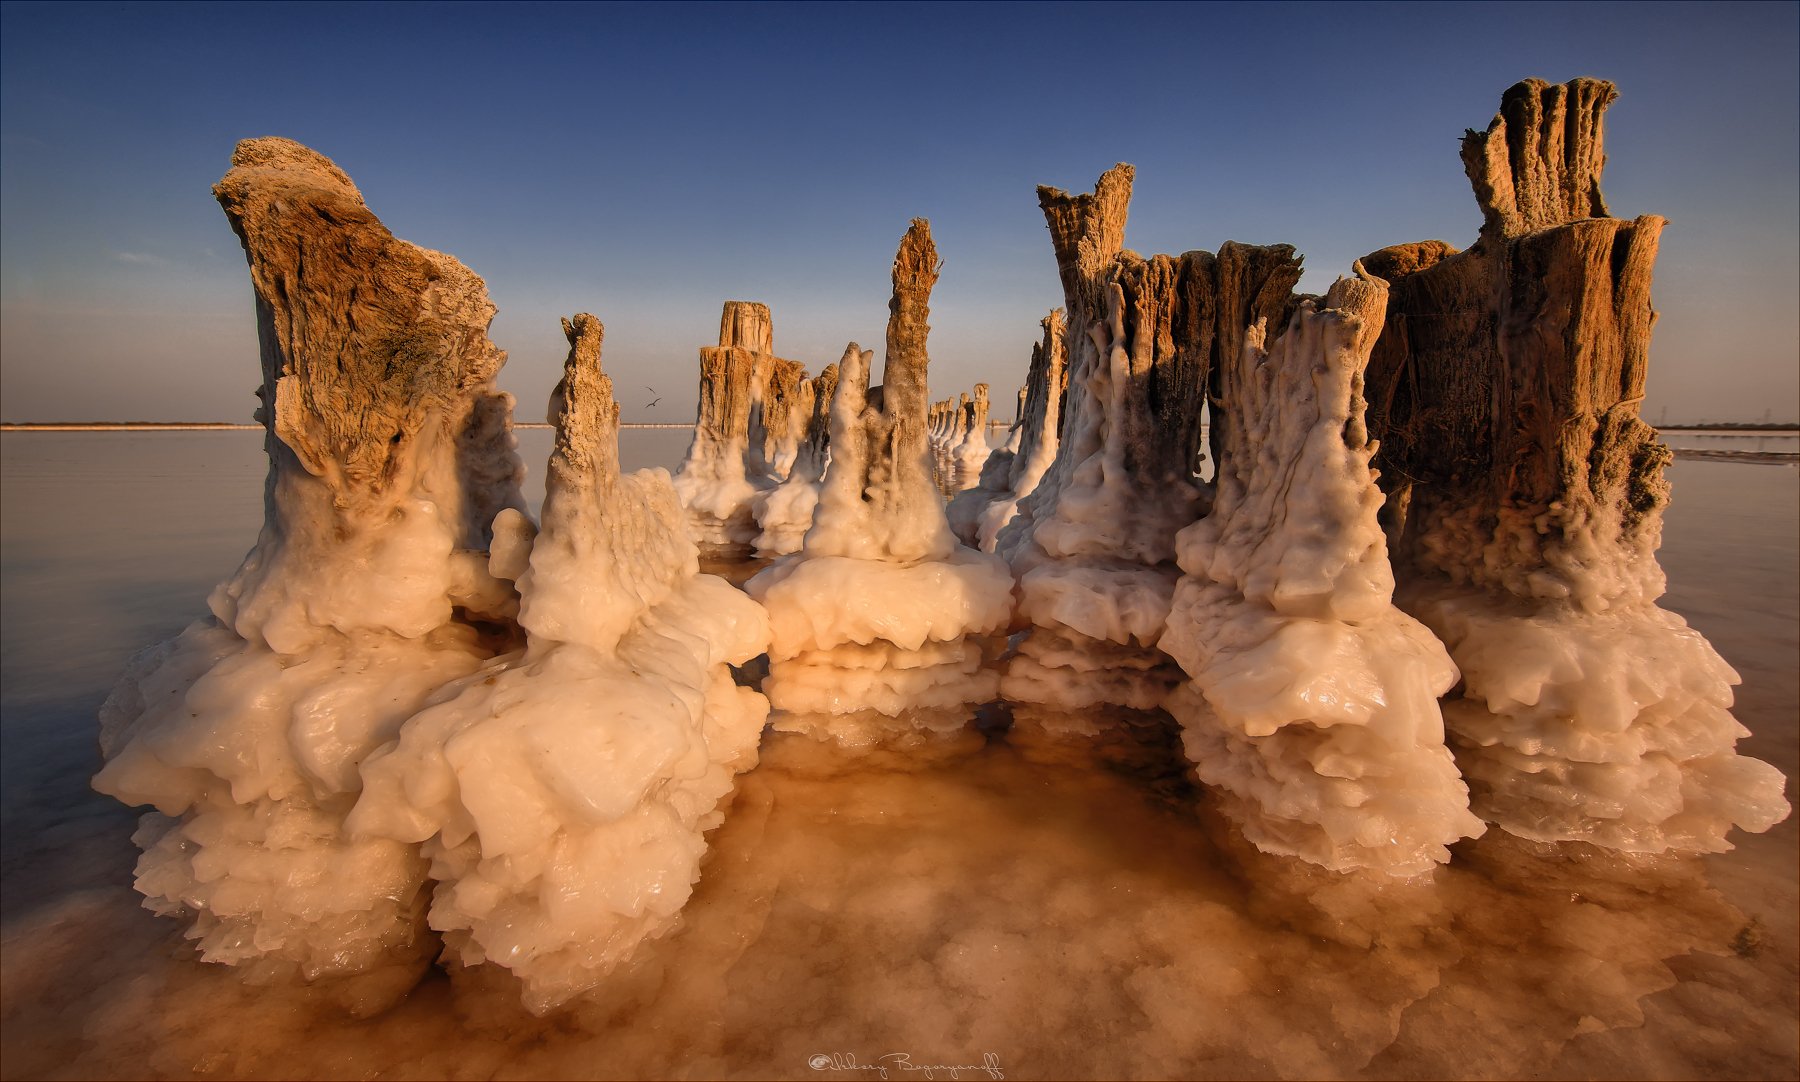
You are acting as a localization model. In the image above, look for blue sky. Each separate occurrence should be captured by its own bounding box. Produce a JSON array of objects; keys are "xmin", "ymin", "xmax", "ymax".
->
[{"xmin": 2, "ymin": 1, "xmax": 1796, "ymax": 423}]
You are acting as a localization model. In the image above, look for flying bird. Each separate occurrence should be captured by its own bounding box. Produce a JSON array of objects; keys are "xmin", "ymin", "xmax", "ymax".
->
[{"xmin": 644, "ymin": 385, "xmax": 662, "ymax": 408}]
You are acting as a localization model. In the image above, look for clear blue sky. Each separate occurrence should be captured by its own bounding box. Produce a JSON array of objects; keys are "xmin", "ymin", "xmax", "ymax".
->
[{"xmin": 3, "ymin": 1, "xmax": 1796, "ymax": 424}]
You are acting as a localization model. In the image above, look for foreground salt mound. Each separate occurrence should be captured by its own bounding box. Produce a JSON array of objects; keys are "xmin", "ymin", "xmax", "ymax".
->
[
  {"xmin": 947, "ymin": 310, "xmax": 1069, "ymax": 551},
  {"xmin": 1162, "ymin": 272, "xmax": 1485, "ymax": 876},
  {"xmin": 747, "ymin": 221, "xmax": 1013, "ymax": 745},
  {"xmin": 752, "ymin": 365, "xmax": 839, "ymax": 557},
  {"xmin": 671, "ymin": 302, "xmax": 808, "ymax": 556},
  {"xmin": 998, "ymin": 165, "xmax": 1304, "ymax": 729},
  {"xmin": 92, "ymin": 137, "xmax": 527, "ymax": 1003},
  {"xmin": 350, "ymin": 314, "xmax": 770, "ymax": 1013},
  {"xmin": 1360, "ymin": 78, "xmax": 1789, "ymax": 851}
]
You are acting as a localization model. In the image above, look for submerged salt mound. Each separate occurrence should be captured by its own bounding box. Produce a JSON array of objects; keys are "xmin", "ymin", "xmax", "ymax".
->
[
  {"xmin": 1359, "ymin": 78, "xmax": 1791, "ymax": 850},
  {"xmin": 350, "ymin": 314, "xmax": 770, "ymax": 1013},
  {"xmin": 747, "ymin": 221, "xmax": 1013, "ymax": 745},
  {"xmin": 673, "ymin": 302, "xmax": 815, "ymax": 556},
  {"xmin": 1161, "ymin": 271, "xmax": 1483, "ymax": 877},
  {"xmin": 92, "ymin": 137, "xmax": 527, "ymax": 1002},
  {"xmin": 752, "ymin": 364, "xmax": 839, "ymax": 557}
]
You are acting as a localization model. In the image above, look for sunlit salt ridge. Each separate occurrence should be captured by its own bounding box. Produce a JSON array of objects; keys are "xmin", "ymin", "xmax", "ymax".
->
[{"xmin": 84, "ymin": 75, "xmax": 1789, "ymax": 1029}]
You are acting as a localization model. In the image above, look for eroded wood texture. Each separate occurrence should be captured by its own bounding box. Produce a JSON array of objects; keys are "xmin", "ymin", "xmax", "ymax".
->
[
  {"xmin": 213, "ymin": 137, "xmax": 523, "ymax": 546},
  {"xmin": 1361, "ymin": 77, "xmax": 1670, "ymax": 606}
]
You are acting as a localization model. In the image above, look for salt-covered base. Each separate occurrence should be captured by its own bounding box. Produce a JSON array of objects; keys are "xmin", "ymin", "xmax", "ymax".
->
[
  {"xmin": 673, "ymin": 473, "xmax": 769, "ymax": 557},
  {"xmin": 948, "ymin": 434, "xmax": 991, "ymax": 494},
  {"xmin": 1161, "ymin": 584, "xmax": 1484, "ymax": 878},
  {"xmin": 750, "ymin": 475, "xmax": 822, "ymax": 558},
  {"xmin": 1406, "ymin": 583, "xmax": 1792, "ymax": 852},
  {"xmin": 1002, "ymin": 628, "xmax": 1185, "ymax": 713},
  {"xmin": 93, "ymin": 619, "xmax": 497, "ymax": 991},
  {"xmin": 748, "ymin": 548, "xmax": 1013, "ymax": 744}
]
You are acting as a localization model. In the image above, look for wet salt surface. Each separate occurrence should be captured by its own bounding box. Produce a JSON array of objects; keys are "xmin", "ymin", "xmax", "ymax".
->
[{"xmin": 2, "ymin": 431, "xmax": 1794, "ymax": 1080}]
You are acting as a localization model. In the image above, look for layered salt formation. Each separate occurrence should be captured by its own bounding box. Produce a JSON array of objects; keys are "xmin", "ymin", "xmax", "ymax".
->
[
  {"xmin": 1360, "ymin": 78, "xmax": 1789, "ymax": 851},
  {"xmin": 998, "ymin": 165, "xmax": 1304, "ymax": 731},
  {"xmin": 349, "ymin": 314, "xmax": 770, "ymax": 1013},
  {"xmin": 947, "ymin": 311, "xmax": 1069, "ymax": 551},
  {"xmin": 92, "ymin": 138, "xmax": 528, "ymax": 1004},
  {"xmin": 751, "ymin": 364, "xmax": 840, "ymax": 557},
  {"xmin": 1161, "ymin": 271, "xmax": 1485, "ymax": 876},
  {"xmin": 746, "ymin": 221, "xmax": 1013, "ymax": 745},
  {"xmin": 671, "ymin": 302, "xmax": 810, "ymax": 556}
]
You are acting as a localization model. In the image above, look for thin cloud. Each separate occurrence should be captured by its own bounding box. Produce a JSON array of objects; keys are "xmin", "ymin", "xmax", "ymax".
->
[{"xmin": 113, "ymin": 251, "xmax": 168, "ymax": 266}]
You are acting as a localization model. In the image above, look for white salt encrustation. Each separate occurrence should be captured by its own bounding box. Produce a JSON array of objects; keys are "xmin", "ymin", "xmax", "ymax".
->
[
  {"xmin": 671, "ymin": 302, "xmax": 809, "ymax": 556},
  {"xmin": 92, "ymin": 137, "xmax": 528, "ymax": 1007},
  {"xmin": 751, "ymin": 364, "xmax": 840, "ymax": 557},
  {"xmin": 997, "ymin": 165, "xmax": 1303, "ymax": 734},
  {"xmin": 746, "ymin": 220, "xmax": 1014, "ymax": 745},
  {"xmin": 947, "ymin": 383, "xmax": 993, "ymax": 492},
  {"xmin": 1161, "ymin": 271, "xmax": 1486, "ymax": 876},
  {"xmin": 349, "ymin": 314, "xmax": 770, "ymax": 1013},
  {"xmin": 1360, "ymin": 78, "xmax": 1790, "ymax": 852},
  {"xmin": 947, "ymin": 310, "xmax": 1068, "ymax": 551}
]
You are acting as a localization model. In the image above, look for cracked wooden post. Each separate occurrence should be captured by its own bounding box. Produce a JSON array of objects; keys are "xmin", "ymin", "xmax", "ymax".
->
[{"xmin": 1360, "ymin": 77, "xmax": 1789, "ymax": 851}]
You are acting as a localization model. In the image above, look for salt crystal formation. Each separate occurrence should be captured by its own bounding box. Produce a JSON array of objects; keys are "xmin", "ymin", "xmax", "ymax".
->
[
  {"xmin": 751, "ymin": 363, "xmax": 840, "ymax": 557},
  {"xmin": 947, "ymin": 310, "xmax": 1069, "ymax": 551},
  {"xmin": 350, "ymin": 314, "xmax": 770, "ymax": 1013},
  {"xmin": 671, "ymin": 302, "xmax": 810, "ymax": 556},
  {"xmin": 92, "ymin": 138, "xmax": 529, "ymax": 1005},
  {"xmin": 1360, "ymin": 78, "xmax": 1790, "ymax": 851},
  {"xmin": 999, "ymin": 165, "xmax": 1303, "ymax": 731},
  {"xmin": 746, "ymin": 220, "xmax": 1014, "ymax": 744},
  {"xmin": 948, "ymin": 383, "xmax": 993, "ymax": 491},
  {"xmin": 1161, "ymin": 271, "xmax": 1485, "ymax": 876}
]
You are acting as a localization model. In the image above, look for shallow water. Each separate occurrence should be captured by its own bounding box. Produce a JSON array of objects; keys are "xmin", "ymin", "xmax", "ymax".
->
[{"xmin": 1, "ymin": 432, "xmax": 1794, "ymax": 1080}]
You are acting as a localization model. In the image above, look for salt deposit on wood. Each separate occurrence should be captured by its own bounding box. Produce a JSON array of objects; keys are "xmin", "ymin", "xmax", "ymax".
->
[
  {"xmin": 947, "ymin": 310, "xmax": 1069, "ymax": 551},
  {"xmin": 999, "ymin": 165, "xmax": 1304, "ymax": 735},
  {"xmin": 746, "ymin": 221, "xmax": 1013, "ymax": 745},
  {"xmin": 671, "ymin": 302, "xmax": 811, "ymax": 557},
  {"xmin": 1359, "ymin": 78, "xmax": 1790, "ymax": 852},
  {"xmin": 93, "ymin": 138, "xmax": 531, "ymax": 1010},
  {"xmin": 82, "ymin": 74, "xmax": 1794, "ymax": 1048},
  {"xmin": 351, "ymin": 314, "xmax": 770, "ymax": 1013},
  {"xmin": 1161, "ymin": 270, "xmax": 1485, "ymax": 876},
  {"xmin": 750, "ymin": 364, "xmax": 839, "ymax": 557}
]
